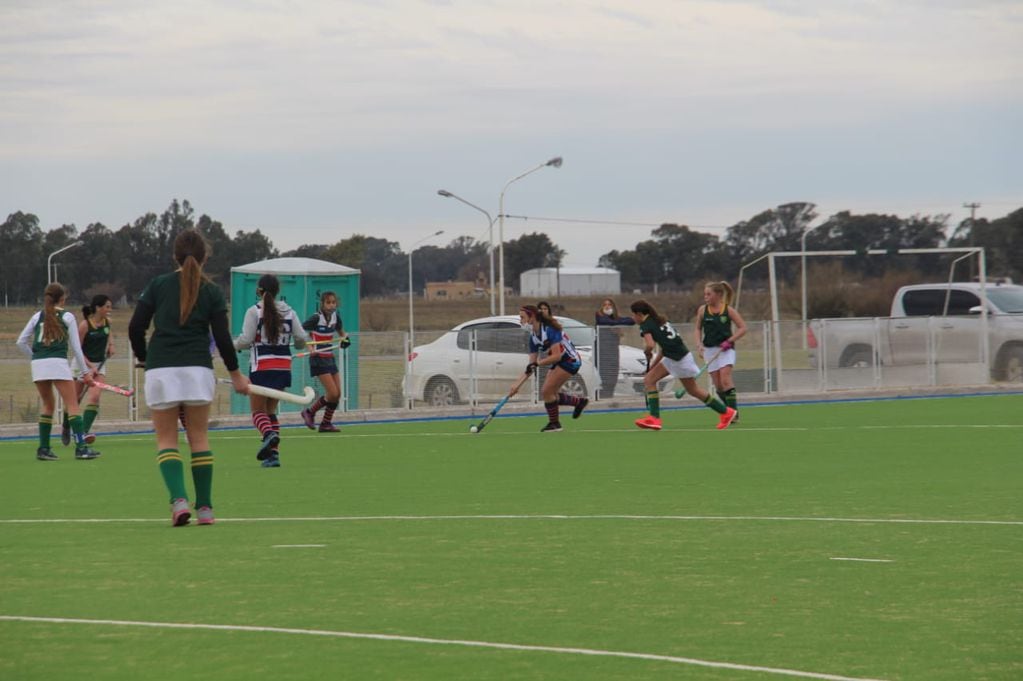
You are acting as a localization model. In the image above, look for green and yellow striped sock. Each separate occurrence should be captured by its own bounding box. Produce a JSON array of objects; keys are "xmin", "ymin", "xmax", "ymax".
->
[
  {"xmin": 703, "ymin": 393, "xmax": 727, "ymax": 414},
  {"xmin": 157, "ymin": 449, "xmax": 188, "ymax": 502},
  {"xmin": 190, "ymin": 450, "xmax": 214, "ymax": 509},
  {"xmin": 82, "ymin": 404, "xmax": 99, "ymax": 432},
  {"xmin": 68, "ymin": 414, "xmax": 86, "ymax": 447},
  {"xmin": 646, "ymin": 390, "xmax": 660, "ymax": 418},
  {"xmin": 38, "ymin": 414, "xmax": 53, "ymax": 448}
]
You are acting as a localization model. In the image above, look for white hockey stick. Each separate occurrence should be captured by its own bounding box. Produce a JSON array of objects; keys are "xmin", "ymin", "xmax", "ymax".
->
[{"xmin": 218, "ymin": 380, "xmax": 315, "ymax": 405}]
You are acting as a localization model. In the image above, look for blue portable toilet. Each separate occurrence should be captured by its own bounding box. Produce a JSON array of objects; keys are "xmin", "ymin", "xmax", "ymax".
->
[{"xmin": 229, "ymin": 257, "xmax": 361, "ymax": 414}]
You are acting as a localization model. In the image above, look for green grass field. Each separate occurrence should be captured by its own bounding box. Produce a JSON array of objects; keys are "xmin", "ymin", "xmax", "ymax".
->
[{"xmin": 1, "ymin": 395, "xmax": 1021, "ymax": 680}]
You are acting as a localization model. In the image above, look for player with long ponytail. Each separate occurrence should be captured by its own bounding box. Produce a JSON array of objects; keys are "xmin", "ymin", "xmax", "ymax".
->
[
  {"xmin": 694, "ymin": 281, "xmax": 747, "ymax": 421},
  {"xmin": 16, "ymin": 282, "xmax": 99, "ymax": 461},
  {"xmin": 234, "ymin": 273, "xmax": 308, "ymax": 467},
  {"xmin": 129, "ymin": 228, "xmax": 249, "ymax": 526}
]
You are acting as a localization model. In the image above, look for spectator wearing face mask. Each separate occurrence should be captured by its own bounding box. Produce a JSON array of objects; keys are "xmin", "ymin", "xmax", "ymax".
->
[{"xmin": 594, "ymin": 298, "xmax": 635, "ymax": 398}]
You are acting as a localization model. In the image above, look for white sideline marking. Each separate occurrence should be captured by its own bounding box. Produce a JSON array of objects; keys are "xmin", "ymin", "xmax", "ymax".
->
[
  {"xmin": 0, "ymin": 615, "xmax": 888, "ymax": 681},
  {"xmin": 830, "ymin": 557, "xmax": 893, "ymax": 563},
  {"xmin": 0, "ymin": 514, "xmax": 1019, "ymax": 526},
  {"xmin": 272, "ymin": 544, "xmax": 326, "ymax": 548}
]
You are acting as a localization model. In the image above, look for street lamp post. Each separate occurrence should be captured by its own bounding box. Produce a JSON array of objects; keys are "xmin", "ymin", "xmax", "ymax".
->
[
  {"xmin": 497, "ymin": 156, "xmax": 563, "ymax": 315},
  {"xmin": 800, "ymin": 223, "xmax": 824, "ymax": 348},
  {"xmin": 408, "ymin": 229, "xmax": 445, "ymax": 352},
  {"xmin": 437, "ymin": 190, "xmax": 496, "ymax": 315},
  {"xmin": 47, "ymin": 241, "xmax": 84, "ymax": 284}
]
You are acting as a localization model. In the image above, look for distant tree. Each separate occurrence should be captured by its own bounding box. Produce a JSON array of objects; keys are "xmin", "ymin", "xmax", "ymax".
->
[
  {"xmin": 503, "ymin": 232, "xmax": 565, "ymax": 291},
  {"xmin": 949, "ymin": 207, "xmax": 1023, "ymax": 281},
  {"xmin": 812, "ymin": 211, "xmax": 948, "ymax": 277},
  {"xmin": 724, "ymin": 202, "xmax": 817, "ymax": 270},
  {"xmin": 281, "ymin": 244, "xmax": 331, "ymax": 259},
  {"xmin": 323, "ymin": 234, "xmax": 404, "ymax": 296},
  {"xmin": 0, "ymin": 211, "xmax": 46, "ymax": 303}
]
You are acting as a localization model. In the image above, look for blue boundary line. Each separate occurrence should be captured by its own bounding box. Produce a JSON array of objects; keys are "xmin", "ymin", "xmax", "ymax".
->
[{"xmin": 2, "ymin": 390, "xmax": 1021, "ymax": 443}]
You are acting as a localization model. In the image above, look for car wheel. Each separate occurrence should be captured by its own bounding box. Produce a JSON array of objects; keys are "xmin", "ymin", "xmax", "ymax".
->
[
  {"xmin": 425, "ymin": 377, "xmax": 460, "ymax": 406},
  {"xmin": 995, "ymin": 344, "xmax": 1023, "ymax": 383},
  {"xmin": 562, "ymin": 376, "xmax": 588, "ymax": 399},
  {"xmin": 840, "ymin": 346, "xmax": 874, "ymax": 369}
]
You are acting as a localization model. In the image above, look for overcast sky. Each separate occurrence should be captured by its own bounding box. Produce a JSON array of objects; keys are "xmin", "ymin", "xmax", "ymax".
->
[{"xmin": 2, "ymin": 0, "xmax": 1020, "ymax": 267}]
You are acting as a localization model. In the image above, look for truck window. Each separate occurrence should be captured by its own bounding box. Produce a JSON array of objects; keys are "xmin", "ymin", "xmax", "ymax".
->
[
  {"xmin": 902, "ymin": 290, "xmax": 943, "ymax": 316},
  {"xmin": 902, "ymin": 289, "xmax": 981, "ymax": 316}
]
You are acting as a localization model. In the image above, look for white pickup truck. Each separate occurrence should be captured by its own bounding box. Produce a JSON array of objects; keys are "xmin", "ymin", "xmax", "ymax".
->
[{"xmin": 807, "ymin": 282, "xmax": 1023, "ymax": 382}]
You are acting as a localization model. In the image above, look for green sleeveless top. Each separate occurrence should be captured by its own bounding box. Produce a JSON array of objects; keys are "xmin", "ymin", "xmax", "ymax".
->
[
  {"xmin": 82, "ymin": 318, "xmax": 110, "ymax": 363},
  {"xmin": 639, "ymin": 315, "xmax": 689, "ymax": 361},
  {"xmin": 31, "ymin": 309, "xmax": 73, "ymax": 360},
  {"xmin": 701, "ymin": 305, "xmax": 732, "ymax": 347}
]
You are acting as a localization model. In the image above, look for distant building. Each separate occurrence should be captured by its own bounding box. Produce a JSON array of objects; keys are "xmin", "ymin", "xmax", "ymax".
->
[
  {"xmin": 520, "ymin": 267, "xmax": 621, "ymax": 297},
  {"xmin": 425, "ymin": 281, "xmax": 487, "ymax": 301}
]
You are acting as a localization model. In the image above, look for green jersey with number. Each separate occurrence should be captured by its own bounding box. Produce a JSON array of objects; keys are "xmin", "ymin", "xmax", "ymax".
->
[
  {"xmin": 82, "ymin": 318, "xmax": 110, "ymax": 363},
  {"xmin": 639, "ymin": 315, "xmax": 689, "ymax": 361},
  {"xmin": 701, "ymin": 305, "xmax": 732, "ymax": 347},
  {"xmin": 30, "ymin": 309, "xmax": 73, "ymax": 360},
  {"xmin": 137, "ymin": 271, "xmax": 226, "ymax": 370}
]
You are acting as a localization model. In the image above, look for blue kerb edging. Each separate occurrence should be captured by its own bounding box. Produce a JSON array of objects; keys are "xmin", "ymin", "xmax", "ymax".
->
[{"xmin": 2, "ymin": 390, "xmax": 1021, "ymax": 443}]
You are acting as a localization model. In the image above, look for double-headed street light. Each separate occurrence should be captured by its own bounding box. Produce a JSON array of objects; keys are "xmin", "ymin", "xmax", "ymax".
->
[
  {"xmin": 497, "ymin": 156, "xmax": 563, "ymax": 315},
  {"xmin": 47, "ymin": 241, "xmax": 84, "ymax": 284},
  {"xmin": 437, "ymin": 189, "xmax": 496, "ymax": 315},
  {"xmin": 408, "ymin": 229, "xmax": 445, "ymax": 352}
]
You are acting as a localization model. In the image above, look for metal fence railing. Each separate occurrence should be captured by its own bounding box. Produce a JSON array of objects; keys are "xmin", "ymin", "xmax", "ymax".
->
[{"xmin": 3, "ymin": 316, "xmax": 1019, "ymax": 425}]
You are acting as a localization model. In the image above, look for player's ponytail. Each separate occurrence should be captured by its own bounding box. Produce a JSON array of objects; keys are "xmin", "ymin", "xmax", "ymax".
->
[
  {"xmin": 258, "ymin": 274, "xmax": 283, "ymax": 343},
  {"xmin": 706, "ymin": 281, "xmax": 735, "ymax": 306},
  {"xmin": 41, "ymin": 283, "xmax": 67, "ymax": 345},
  {"xmin": 174, "ymin": 228, "xmax": 210, "ymax": 326},
  {"xmin": 629, "ymin": 299, "xmax": 666, "ymax": 326}
]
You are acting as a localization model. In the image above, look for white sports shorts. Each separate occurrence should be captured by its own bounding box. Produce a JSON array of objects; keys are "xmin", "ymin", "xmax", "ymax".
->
[
  {"xmin": 701, "ymin": 346, "xmax": 737, "ymax": 373},
  {"xmin": 145, "ymin": 366, "xmax": 216, "ymax": 410},
  {"xmin": 661, "ymin": 352, "xmax": 701, "ymax": 380},
  {"xmin": 31, "ymin": 357, "xmax": 74, "ymax": 382}
]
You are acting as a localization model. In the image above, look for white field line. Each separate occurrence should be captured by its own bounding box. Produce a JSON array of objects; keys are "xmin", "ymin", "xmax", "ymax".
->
[
  {"xmin": 0, "ymin": 514, "xmax": 1019, "ymax": 526},
  {"xmin": 272, "ymin": 544, "xmax": 326, "ymax": 548},
  {"xmin": 829, "ymin": 557, "xmax": 894, "ymax": 563},
  {"xmin": 2, "ymin": 422, "xmax": 1022, "ymax": 447},
  {"xmin": 0, "ymin": 615, "xmax": 889, "ymax": 681}
]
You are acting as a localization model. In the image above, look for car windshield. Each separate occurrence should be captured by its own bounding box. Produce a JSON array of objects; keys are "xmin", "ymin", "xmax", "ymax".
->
[{"xmin": 986, "ymin": 288, "xmax": 1023, "ymax": 313}]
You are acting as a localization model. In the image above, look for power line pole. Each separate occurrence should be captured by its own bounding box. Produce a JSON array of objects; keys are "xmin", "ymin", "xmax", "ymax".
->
[{"xmin": 963, "ymin": 202, "xmax": 980, "ymax": 281}]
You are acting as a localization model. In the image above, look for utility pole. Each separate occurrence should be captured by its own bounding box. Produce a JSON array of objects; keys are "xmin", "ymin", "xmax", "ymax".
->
[{"xmin": 963, "ymin": 202, "xmax": 980, "ymax": 281}]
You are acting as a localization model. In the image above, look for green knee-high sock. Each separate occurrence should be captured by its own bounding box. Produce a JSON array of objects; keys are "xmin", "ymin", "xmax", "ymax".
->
[
  {"xmin": 722, "ymin": 388, "xmax": 737, "ymax": 411},
  {"xmin": 157, "ymin": 449, "xmax": 189, "ymax": 502},
  {"xmin": 39, "ymin": 414, "xmax": 53, "ymax": 448},
  {"xmin": 702, "ymin": 393, "xmax": 728, "ymax": 414},
  {"xmin": 68, "ymin": 414, "xmax": 86, "ymax": 447},
  {"xmin": 190, "ymin": 451, "xmax": 214, "ymax": 509},
  {"xmin": 82, "ymin": 404, "xmax": 99, "ymax": 432},
  {"xmin": 646, "ymin": 390, "xmax": 660, "ymax": 418}
]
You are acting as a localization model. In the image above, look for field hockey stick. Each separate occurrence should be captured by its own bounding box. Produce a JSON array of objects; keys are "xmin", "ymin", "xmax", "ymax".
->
[
  {"xmin": 92, "ymin": 380, "xmax": 135, "ymax": 397},
  {"xmin": 674, "ymin": 347, "xmax": 726, "ymax": 398},
  {"xmin": 471, "ymin": 371, "xmax": 532, "ymax": 434},
  {"xmin": 294, "ymin": 343, "xmax": 341, "ymax": 359},
  {"xmin": 217, "ymin": 379, "xmax": 316, "ymax": 405}
]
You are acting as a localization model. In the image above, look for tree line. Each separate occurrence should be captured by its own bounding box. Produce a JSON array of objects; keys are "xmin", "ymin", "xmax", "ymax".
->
[{"xmin": 3, "ymin": 199, "xmax": 1020, "ymax": 305}]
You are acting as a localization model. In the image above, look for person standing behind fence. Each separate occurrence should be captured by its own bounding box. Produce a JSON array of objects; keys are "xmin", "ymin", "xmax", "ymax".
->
[
  {"xmin": 300, "ymin": 290, "xmax": 350, "ymax": 432},
  {"xmin": 235, "ymin": 274, "xmax": 308, "ymax": 468},
  {"xmin": 595, "ymin": 298, "xmax": 635, "ymax": 398},
  {"xmin": 630, "ymin": 299, "xmax": 736, "ymax": 431},
  {"xmin": 16, "ymin": 283, "xmax": 100, "ymax": 461},
  {"xmin": 128, "ymin": 228, "xmax": 249, "ymax": 526},
  {"xmin": 69, "ymin": 294, "xmax": 115, "ymax": 445},
  {"xmin": 694, "ymin": 281, "xmax": 747, "ymax": 421}
]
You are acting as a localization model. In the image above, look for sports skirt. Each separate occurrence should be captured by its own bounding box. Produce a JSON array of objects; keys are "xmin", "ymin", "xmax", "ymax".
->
[
  {"xmin": 701, "ymin": 346, "xmax": 737, "ymax": 372},
  {"xmin": 31, "ymin": 357, "xmax": 74, "ymax": 382},
  {"xmin": 661, "ymin": 353, "xmax": 701, "ymax": 380},
  {"xmin": 250, "ymin": 369, "xmax": 292, "ymax": 391},
  {"xmin": 145, "ymin": 366, "xmax": 216, "ymax": 410},
  {"xmin": 309, "ymin": 355, "xmax": 338, "ymax": 377}
]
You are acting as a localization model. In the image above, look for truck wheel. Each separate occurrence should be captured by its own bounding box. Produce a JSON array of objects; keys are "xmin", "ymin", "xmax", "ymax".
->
[
  {"xmin": 840, "ymin": 346, "xmax": 874, "ymax": 369},
  {"xmin": 995, "ymin": 345, "xmax": 1023, "ymax": 383}
]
